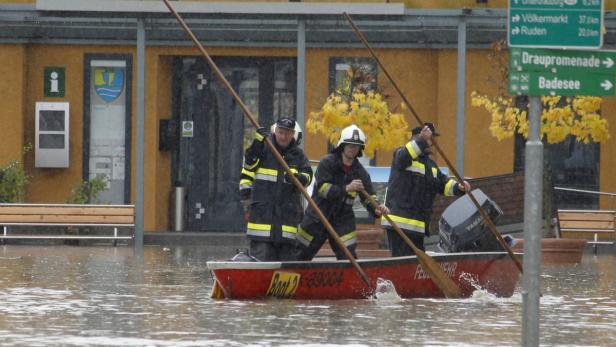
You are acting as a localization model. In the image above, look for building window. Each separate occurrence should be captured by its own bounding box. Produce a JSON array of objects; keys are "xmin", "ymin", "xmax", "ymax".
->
[
  {"xmin": 512, "ymin": 95, "xmax": 600, "ymax": 209},
  {"xmin": 548, "ymin": 137, "xmax": 600, "ymax": 209},
  {"xmin": 328, "ymin": 57, "xmax": 377, "ymax": 167}
]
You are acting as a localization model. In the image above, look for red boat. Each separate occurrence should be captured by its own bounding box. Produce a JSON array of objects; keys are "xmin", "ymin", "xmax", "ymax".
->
[{"xmin": 207, "ymin": 251, "xmax": 522, "ymax": 300}]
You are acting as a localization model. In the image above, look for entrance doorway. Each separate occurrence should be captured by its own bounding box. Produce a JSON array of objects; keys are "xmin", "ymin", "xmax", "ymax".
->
[
  {"xmin": 83, "ymin": 55, "xmax": 132, "ymax": 204},
  {"xmin": 173, "ymin": 56, "xmax": 296, "ymax": 231}
]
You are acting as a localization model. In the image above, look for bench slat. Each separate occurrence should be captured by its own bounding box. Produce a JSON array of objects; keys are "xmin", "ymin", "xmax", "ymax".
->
[
  {"xmin": 0, "ymin": 206, "xmax": 134, "ymax": 216},
  {"xmin": 0, "ymin": 235, "xmax": 132, "ymax": 240},
  {"xmin": 0, "ymin": 214, "xmax": 134, "ymax": 224},
  {"xmin": 560, "ymin": 231, "xmax": 615, "ymax": 240},
  {"xmin": 559, "ymin": 220, "xmax": 614, "ymax": 229},
  {"xmin": 558, "ymin": 213, "xmax": 615, "ymax": 222}
]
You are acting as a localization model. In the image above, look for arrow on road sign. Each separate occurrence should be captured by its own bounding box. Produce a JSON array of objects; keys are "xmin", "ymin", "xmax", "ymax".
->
[{"xmin": 600, "ymin": 80, "xmax": 613, "ymax": 91}]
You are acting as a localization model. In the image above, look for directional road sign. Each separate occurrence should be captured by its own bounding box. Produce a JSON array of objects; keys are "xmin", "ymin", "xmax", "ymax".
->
[
  {"xmin": 510, "ymin": 47, "xmax": 616, "ymax": 74},
  {"xmin": 509, "ymin": 71, "xmax": 615, "ymax": 96},
  {"xmin": 508, "ymin": 0, "xmax": 604, "ymax": 49}
]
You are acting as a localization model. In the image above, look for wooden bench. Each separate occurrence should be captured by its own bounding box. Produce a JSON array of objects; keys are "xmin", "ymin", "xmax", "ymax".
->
[
  {"xmin": 557, "ymin": 209, "xmax": 616, "ymax": 253},
  {"xmin": 0, "ymin": 203, "xmax": 134, "ymax": 245}
]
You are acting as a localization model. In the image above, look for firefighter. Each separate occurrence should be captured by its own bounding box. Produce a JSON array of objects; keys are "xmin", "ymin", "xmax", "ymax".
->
[
  {"xmin": 382, "ymin": 123, "xmax": 470, "ymax": 256},
  {"xmin": 295, "ymin": 124, "xmax": 388, "ymax": 261},
  {"xmin": 239, "ymin": 117, "xmax": 313, "ymax": 261}
]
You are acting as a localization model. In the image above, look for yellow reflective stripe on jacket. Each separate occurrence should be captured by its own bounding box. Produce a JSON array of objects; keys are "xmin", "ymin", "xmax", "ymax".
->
[
  {"xmin": 239, "ymin": 178, "xmax": 252, "ymax": 190},
  {"xmin": 296, "ymin": 225, "xmax": 313, "ymax": 247},
  {"xmin": 381, "ymin": 214, "xmax": 425, "ymax": 234},
  {"xmin": 406, "ymin": 161, "xmax": 425, "ymax": 175},
  {"xmin": 244, "ymin": 158, "xmax": 260, "ymax": 170},
  {"xmin": 255, "ymin": 132, "xmax": 264, "ymax": 142},
  {"xmin": 281, "ymin": 225, "xmax": 298, "ymax": 240},
  {"xmin": 301, "ymin": 173, "xmax": 312, "ymax": 185},
  {"xmin": 255, "ymin": 167, "xmax": 278, "ymax": 182},
  {"xmin": 431, "ymin": 167, "xmax": 437, "ymax": 178},
  {"xmin": 345, "ymin": 191, "xmax": 357, "ymax": 205},
  {"xmin": 318, "ymin": 182, "xmax": 332, "ymax": 198},
  {"xmin": 405, "ymin": 140, "xmax": 421, "ymax": 159},
  {"xmin": 444, "ymin": 179, "xmax": 456, "ymax": 196},
  {"xmin": 362, "ymin": 194, "xmax": 377, "ymax": 205},
  {"xmin": 247, "ymin": 222, "xmax": 271, "ymax": 237},
  {"xmin": 289, "ymin": 168, "xmax": 298, "ymax": 175},
  {"xmin": 241, "ymin": 168, "xmax": 255, "ymax": 178},
  {"xmin": 340, "ymin": 230, "xmax": 358, "ymax": 247}
]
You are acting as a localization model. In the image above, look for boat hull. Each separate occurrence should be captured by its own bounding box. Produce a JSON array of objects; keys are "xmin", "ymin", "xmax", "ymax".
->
[{"xmin": 207, "ymin": 252, "xmax": 521, "ymax": 300}]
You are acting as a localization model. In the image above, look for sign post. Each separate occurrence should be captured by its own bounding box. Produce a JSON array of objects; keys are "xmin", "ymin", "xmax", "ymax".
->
[{"xmin": 508, "ymin": 2, "xmax": 606, "ymax": 345}]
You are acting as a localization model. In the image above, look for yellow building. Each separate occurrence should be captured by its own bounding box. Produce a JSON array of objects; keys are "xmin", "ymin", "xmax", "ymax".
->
[{"xmin": 1, "ymin": 0, "xmax": 615, "ymax": 233}]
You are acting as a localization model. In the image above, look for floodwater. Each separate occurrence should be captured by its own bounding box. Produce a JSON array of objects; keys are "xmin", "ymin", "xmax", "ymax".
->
[{"xmin": 0, "ymin": 245, "xmax": 614, "ymax": 347}]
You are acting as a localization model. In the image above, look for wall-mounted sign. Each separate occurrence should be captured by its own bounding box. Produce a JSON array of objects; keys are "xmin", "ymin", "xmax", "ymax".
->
[
  {"xmin": 44, "ymin": 67, "xmax": 65, "ymax": 97},
  {"xmin": 182, "ymin": 121, "xmax": 194, "ymax": 137}
]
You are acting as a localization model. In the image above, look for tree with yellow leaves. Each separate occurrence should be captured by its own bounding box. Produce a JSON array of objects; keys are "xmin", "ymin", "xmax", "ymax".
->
[
  {"xmin": 471, "ymin": 40, "xmax": 611, "ymax": 236},
  {"xmin": 307, "ymin": 64, "xmax": 409, "ymax": 159},
  {"xmin": 471, "ymin": 41, "xmax": 610, "ymax": 145}
]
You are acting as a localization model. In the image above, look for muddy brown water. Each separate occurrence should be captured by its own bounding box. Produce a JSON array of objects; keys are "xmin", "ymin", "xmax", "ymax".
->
[{"xmin": 0, "ymin": 245, "xmax": 614, "ymax": 346}]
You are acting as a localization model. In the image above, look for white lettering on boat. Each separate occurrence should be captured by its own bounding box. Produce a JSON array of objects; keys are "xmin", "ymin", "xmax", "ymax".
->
[{"xmin": 414, "ymin": 262, "xmax": 457, "ymax": 280}]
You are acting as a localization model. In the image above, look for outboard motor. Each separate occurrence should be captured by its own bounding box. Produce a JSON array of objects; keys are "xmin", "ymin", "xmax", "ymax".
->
[{"xmin": 437, "ymin": 189, "xmax": 506, "ymax": 253}]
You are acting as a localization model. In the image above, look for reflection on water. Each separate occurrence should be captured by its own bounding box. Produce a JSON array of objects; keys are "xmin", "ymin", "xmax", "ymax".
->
[{"xmin": 0, "ymin": 245, "xmax": 615, "ymax": 346}]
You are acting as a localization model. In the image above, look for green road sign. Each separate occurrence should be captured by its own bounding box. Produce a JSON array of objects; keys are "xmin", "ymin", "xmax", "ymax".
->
[
  {"xmin": 510, "ymin": 47, "xmax": 616, "ymax": 74},
  {"xmin": 509, "ymin": 71, "xmax": 615, "ymax": 96},
  {"xmin": 508, "ymin": 0, "xmax": 603, "ymax": 49}
]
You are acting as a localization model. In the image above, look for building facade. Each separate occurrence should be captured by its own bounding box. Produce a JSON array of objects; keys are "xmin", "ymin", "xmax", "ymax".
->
[{"xmin": 2, "ymin": 0, "xmax": 616, "ymax": 232}]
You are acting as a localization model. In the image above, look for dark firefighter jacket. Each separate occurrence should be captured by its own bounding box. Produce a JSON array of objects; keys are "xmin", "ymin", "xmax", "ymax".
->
[
  {"xmin": 297, "ymin": 152, "xmax": 379, "ymax": 248},
  {"xmin": 382, "ymin": 138, "xmax": 464, "ymax": 236},
  {"xmin": 239, "ymin": 133, "xmax": 312, "ymax": 244}
]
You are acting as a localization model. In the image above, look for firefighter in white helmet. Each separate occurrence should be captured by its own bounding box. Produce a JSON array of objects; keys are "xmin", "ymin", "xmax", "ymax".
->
[{"xmin": 295, "ymin": 124, "xmax": 388, "ymax": 260}]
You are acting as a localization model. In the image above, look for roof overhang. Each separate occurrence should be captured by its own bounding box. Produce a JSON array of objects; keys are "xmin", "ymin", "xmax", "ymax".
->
[{"xmin": 36, "ymin": 0, "xmax": 405, "ymax": 16}]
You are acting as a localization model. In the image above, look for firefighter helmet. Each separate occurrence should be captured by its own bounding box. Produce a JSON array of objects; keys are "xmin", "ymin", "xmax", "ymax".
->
[
  {"xmin": 294, "ymin": 122, "xmax": 303, "ymax": 145},
  {"xmin": 334, "ymin": 124, "xmax": 366, "ymax": 157}
]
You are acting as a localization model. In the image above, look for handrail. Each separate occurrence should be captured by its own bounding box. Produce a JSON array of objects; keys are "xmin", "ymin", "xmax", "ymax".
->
[{"xmin": 554, "ymin": 187, "xmax": 616, "ymax": 197}]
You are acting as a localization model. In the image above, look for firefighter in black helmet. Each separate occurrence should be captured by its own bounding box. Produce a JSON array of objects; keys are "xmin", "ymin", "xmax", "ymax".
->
[
  {"xmin": 295, "ymin": 124, "xmax": 388, "ymax": 260},
  {"xmin": 382, "ymin": 123, "xmax": 470, "ymax": 256},
  {"xmin": 239, "ymin": 117, "xmax": 313, "ymax": 261}
]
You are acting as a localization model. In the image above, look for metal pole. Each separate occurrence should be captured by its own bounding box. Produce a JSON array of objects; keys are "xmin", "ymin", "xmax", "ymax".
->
[
  {"xmin": 455, "ymin": 16, "xmax": 466, "ymax": 177},
  {"xmin": 522, "ymin": 95, "xmax": 542, "ymax": 347},
  {"xmin": 134, "ymin": 18, "xmax": 145, "ymax": 252},
  {"xmin": 296, "ymin": 19, "xmax": 306, "ymax": 149}
]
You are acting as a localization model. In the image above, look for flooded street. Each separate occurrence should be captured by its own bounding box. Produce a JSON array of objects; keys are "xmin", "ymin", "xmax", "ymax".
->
[{"xmin": 0, "ymin": 245, "xmax": 614, "ymax": 346}]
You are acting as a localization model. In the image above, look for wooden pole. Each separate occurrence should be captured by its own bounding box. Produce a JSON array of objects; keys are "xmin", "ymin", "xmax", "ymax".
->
[
  {"xmin": 162, "ymin": 0, "xmax": 373, "ymax": 288},
  {"xmin": 344, "ymin": 13, "xmax": 523, "ymax": 273},
  {"xmin": 360, "ymin": 190, "xmax": 461, "ymax": 298}
]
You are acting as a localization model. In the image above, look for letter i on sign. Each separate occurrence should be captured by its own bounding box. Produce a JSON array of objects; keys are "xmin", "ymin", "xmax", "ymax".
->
[{"xmin": 44, "ymin": 67, "xmax": 65, "ymax": 97}]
